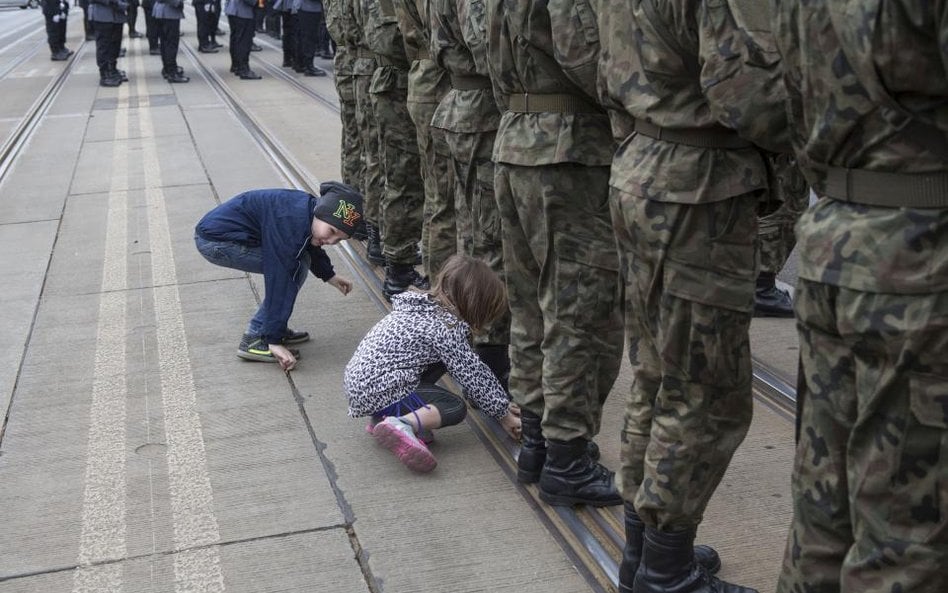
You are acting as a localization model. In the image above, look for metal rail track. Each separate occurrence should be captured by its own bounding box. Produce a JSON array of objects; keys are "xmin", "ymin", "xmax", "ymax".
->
[
  {"xmin": 183, "ymin": 40, "xmax": 797, "ymax": 593},
  {"xmin": 0, "ymin": 41, "xmax": 86, "ymax": 186}
]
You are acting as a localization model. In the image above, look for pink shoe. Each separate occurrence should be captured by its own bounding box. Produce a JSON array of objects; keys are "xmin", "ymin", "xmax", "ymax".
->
[{"xmin": 373, "ymin": 417, "xmax": 437, "ymax": 472}]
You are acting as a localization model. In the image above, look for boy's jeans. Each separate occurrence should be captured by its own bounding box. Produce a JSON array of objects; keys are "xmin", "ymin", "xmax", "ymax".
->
[{"xmin": 195, "ymin": 235, "xmax": 309, "ymax": 339}]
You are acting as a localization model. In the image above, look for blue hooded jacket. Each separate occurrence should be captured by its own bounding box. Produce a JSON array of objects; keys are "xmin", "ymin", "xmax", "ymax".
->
[{"xmin": 195, "ymin": 188, "xmax": 335, "ymax": 345}]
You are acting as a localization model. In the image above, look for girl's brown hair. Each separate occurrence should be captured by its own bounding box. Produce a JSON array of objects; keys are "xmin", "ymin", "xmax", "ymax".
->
[{"xmin": 430, "ymin": 255, "xmax": 508, "ymax": 332}]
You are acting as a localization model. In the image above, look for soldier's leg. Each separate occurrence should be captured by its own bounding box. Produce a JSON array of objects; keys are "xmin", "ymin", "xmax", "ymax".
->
[
  {"xmin": 626, "ymin": 194, "xmax": 758, "ymax": 593},
  {"xmin": 408, "ymin": 100, "xmax": 455, "ymax": 281},
  {"xmin": 494, "ymin": 163, "xmax": 544, "ymax": 418},
  {"xmin": 335, "ymin": 71, "xmax": 363, "ymax": 188},
  {"xmin": 779, "ymin": 282, "xmax": 948, "ymax": 593},
  {"xmin": 353, "ymin": 70, "xmax": 383, "ymax": 259},
  {"xmin": 371, "ymin": 83, "xmax": 426, "ymax": 297},
  {"xmin": 755, "ymin": 153, "xmax": 809, "ymax": 317},
  {"xmin": 281, "ymin": 12, "xmax": 297, "ymax": 66}
]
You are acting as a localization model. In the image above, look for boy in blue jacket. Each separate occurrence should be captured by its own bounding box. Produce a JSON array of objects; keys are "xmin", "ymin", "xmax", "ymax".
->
[{"xmin": 195, "ymin": 182, "xmax": 365, "ymax": 370}]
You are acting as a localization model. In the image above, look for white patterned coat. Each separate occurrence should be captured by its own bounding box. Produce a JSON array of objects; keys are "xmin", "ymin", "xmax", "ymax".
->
[{"xmin": 344, "ymin": 291, "xmax": 509, "ymax": 420}]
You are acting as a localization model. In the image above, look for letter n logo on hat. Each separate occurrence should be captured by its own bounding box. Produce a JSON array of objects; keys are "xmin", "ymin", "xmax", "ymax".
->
[{"xmin": 333, "ymin": 200, "xmax": 361, "ymax": 228}]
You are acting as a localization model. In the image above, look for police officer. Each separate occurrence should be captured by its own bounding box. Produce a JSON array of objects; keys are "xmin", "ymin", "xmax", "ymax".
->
[
  {"xmin": 296, "ymin": 0, "xmax": 327, "ymax": 76},
  {"xmin": 361, "ymin": 0, "xmax": 427, "ymax": 298},
  {"xmin": 126, "ymin": 0, "xmax": 142, "ymax": 37},
  {"xmin": 599, "ymin": 1, "xmax": 792, "ymax": 591},
  {"xmin": 193, "ymin": 0, "xmax": 216, "ymax": 52},
  {"xmin": 275, "ymin": 0, "xmax": 298, "ymax": 68},
  {"xmin": 485, "ymin": 1, "xmax": 623, "ymax": 507},
  {"xmin": 140, "ymin": 0, "xmax": 159, "ymax": 54},
  {"xmin": 88, "ymin": 0, "xmax": 128, "ymax": 87},
  {"xmin": 152, "ymin": 0, "xmax": 188, "ymax": 82},
  {"xmin": 773, "ymin": 2, "xmax": 948, "ymax": 592},
  {"xmin": 225, "ymin": 0, "xmax": 262, "ymax": 79},
  {"xmin": 41, "ymin": 0, "xmax": 73, "ymax": 61}
]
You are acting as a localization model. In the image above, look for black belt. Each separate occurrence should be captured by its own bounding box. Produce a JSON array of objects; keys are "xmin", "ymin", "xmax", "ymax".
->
[
  {"xmin": 821, "ymin": 166, "xmax": 948, "ymax": 209},
  {"xmin": 451, "ymin": 74, "xmax": 492, "ymax": 90},
  {"xmin": 507, "ymin": 93, "xmax": 600, "ymax": 114},
  {"xmin": 633, "ymin": 120, "xmax": 752, "ymax": 149}
]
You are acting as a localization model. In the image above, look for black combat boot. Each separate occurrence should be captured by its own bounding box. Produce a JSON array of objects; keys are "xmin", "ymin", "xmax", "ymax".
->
[
  {"xmin": 474, "ymin": 344, "xmax": 510, "ymax": 390},
  {"xmin": 517, "ymin": 409, "xmax": 546, "ymax": 483},
  {"xmin": 99, "ymin": 67, "xmax": 121, "ymax": 87},
  {"xmin": 366, "ymin": 222, "xmax": 385, "ymax": 266},
  {"xmin": 753, "ymin": 271, "xmax": 793, "ymax": 318},
  {"xmin": 538, "ymin": 438, "xmax": 623, "ymax": 507},
  {"xmin": 382, "ymin": 263, "xmax": 428, "ymax": 301},
  {"xmin": 633, "ymin": 527, "xmax": 756, "ymax": 593},
  {"xmin": 619, "ymin": 505, "xmax": 721, "ymax": 593}
]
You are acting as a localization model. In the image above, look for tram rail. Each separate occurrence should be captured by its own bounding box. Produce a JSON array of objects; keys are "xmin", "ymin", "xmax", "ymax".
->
[
  {"xmin": 177, "ymin": 38, "xmax": 796, "ymax": 593},
  {"xmin": 0, "ymin": 41, "xmax": 86, "ymax": 185}
]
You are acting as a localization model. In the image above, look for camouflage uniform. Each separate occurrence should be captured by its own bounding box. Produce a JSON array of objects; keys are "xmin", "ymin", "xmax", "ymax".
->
[
  {"xmin": 392, "ymin": 0, "xmax": 454, "ymax": 280},
  {"xmin": 486, "ymin": 0, "xmax": 622, "ymax": 442},
  {"xmin": 324, "ymin": 0, "xmax": 363, "ymax": 189},
  {"xmin": 430, "ymin": 0, "xmax": 508, "ymax": 346},
  {"xmin": 362, "ymin": 0, "xmax": 424, "ymax": 265},
  {"xmin": 598, "ymin": 0, "xmax": 789, "ymax": 531},
  {"xmin": 774, "ymin": 2, "xmax": 948, "ymax": 592},
  {"xmin": 347, "ymin": 0, "xmax": 384, "ymax": 227},
  {"xmin": 758, "ymin": 153, "xmax": 808, "ymax": 277}
]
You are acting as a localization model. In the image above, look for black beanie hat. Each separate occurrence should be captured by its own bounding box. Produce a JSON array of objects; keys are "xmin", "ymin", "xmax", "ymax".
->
[{"xmin": 312, "ymin": 181, "xmax": 367, "ymax": 240}]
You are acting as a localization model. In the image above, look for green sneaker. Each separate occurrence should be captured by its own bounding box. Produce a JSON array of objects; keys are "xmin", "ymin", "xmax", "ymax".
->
[{"xmin": 237, "ymin": 336, "xmax": 301, "ymax": 362}]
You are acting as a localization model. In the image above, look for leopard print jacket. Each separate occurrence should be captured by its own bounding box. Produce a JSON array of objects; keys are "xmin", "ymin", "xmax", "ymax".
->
[{"xmin": 344, "ymin": 291, "xmax": 509, "ymax": 420}]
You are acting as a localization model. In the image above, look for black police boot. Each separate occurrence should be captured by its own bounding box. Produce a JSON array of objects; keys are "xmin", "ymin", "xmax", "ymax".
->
[
  {"xmin": 538, "ymin": 438, "xmax": 623, "ymax": 507},
  {"xmin": 382, "ymin": 263, "xmax": 428, "ymax": 301},
  {"xmin": 366, "ymin": 222, "xmax": 386, "ymax": 266},
  {"xmin": 516, "ymin": 409, "xmax": 546, "ymax": 483},
  {"xmin": 619, "ymin": 505, "xmax": 721, "ymax": 593},
  {"xmin": 303, "ymin": 66, "xmax": 327, "ymax": 77},
  {"xmin": 110, "ymin": 63, "xmax": 128, "ymax": 82},
  {"xmin": 166, "ymin": 70, "xmax": 190, "ymax": 83},
  {"xmin": 474, "ymin": 344, "xmax": 510, "ymax": 390},
  {"xmin": 633, "ymin": 527, "xmax": 756, "ymax": 593},
  {"xmin": 753, "ymin": 272, "xmax": 793, "ymax": 318},
  {"xmin": 99, "ymin": 67, "xmax": 121, "ymax": 87}
]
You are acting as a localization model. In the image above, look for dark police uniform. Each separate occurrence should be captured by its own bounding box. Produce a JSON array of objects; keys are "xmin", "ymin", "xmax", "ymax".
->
[
  {"xmin": 88, "ymin": 0, "xmax": 127, "ymax": 86},
  {"xmin": 152, "ymin": 0, "xmax": 188, "ymax": 82},
  {"xmin": 225, "ymin": 0, "xmax": 261, "ymax": 78},
  {"xmin": 41, "ymin": 0, "xmax": 73, "ymax": 60}
]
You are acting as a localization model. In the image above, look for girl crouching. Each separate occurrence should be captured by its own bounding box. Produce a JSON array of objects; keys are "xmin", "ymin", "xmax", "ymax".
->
[{"xmin": 344, "ymin": 255, "xmax": 521, "ymax": 472}]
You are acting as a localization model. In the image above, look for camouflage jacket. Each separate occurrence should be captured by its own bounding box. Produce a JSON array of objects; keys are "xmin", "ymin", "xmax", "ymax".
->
[
  {"xmin": 598, "ymin": 0, "xmax": 789, "ymax": 203},
  {"xmin": 393, "ymin": 0, "xmax": 449, "ymax": 104},
  {"xmin": 362, "ymin": 0, "xmax": 409, "ymax": 68},
  {"xmin": 430, "ymin": 0, "xmax": 501, "ymax": 134},
  {"xmin": 336, "ymin": 0, "xmax": 378, "ymax": 76},
  {"xmin": 324, "ymin": 0, "xmax": 356, "ymax": 74},
  {"xmin": 774, "ymin": 0, "xmax": 948, "ymax": 293},
  {"xmin": 486, "ymin": 0, "xmax": 613, "ymax": 167}
]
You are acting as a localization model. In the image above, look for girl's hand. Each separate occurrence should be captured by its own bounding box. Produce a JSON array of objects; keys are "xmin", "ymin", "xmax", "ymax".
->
[
  {"xmin": 328, "ymin": 275, "xmax": 353, "ymax": 295},
  {"xmin": 500, "ymin": 410, "xmax": 522, "ymax": 441}
]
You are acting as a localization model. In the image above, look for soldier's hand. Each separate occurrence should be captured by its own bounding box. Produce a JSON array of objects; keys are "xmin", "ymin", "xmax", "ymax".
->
[
  {"xmin": 328, "ymin": 275, "xmax": 353, "ymax": 295},
  {"xmin": 269, "ymin": 343, "xmax": 297, "ymax": 371}
]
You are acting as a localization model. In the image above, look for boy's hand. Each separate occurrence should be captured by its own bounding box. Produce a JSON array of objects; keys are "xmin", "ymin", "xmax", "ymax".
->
[
  {"xmin": 269, "ymin": 344, "xmax": 297, "ymax": 371},
  {"xmin": 328, "ymin": 275, "xmax": 353, "ymax": 295},
  {"xmin": 500, "ymin": 409, "xmax": 522, "ymax": 441}
]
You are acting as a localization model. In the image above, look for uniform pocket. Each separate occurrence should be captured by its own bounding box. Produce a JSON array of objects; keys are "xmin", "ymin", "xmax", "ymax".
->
[
  {"xmin": 552, "ymin": 232, "xmax": 620, "ymax": 329},
  {"xmin": 885, "ymin": 372, "xmax": 948, "ymax": 544}
]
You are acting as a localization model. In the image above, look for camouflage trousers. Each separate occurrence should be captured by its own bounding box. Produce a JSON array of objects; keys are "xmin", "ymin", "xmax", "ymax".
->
[
  {"xmin": 494, "ymin": 162, "xmax": 623, "ymax": 441},
  {"xmin": 758, "ymin": 153, "xmax": 809, "ymax": 274},
  {"xmin": 407, "ymin": 99, "xmax": 456, "ymax": 281},
  {"xmin": 353, "ymin": 71, "xmax": 383, "ymax": 225},
  {"xmin": 370, "ymin": 76, "xmax": 424, "ymax": 264},
  {"xmin": 445, "ymin": 129, "xmax": 508, "ymax": 346},
  {"xmin": 334, "ymin": 71, "xmax": 363, "ymax": 190},
  {"xmin": 612, "ymin": 188, "xmax": 757, "ymax": 530},
  {"xmin": 777, "ymin": 280, "xmax": 948, "ymax": 593}
]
